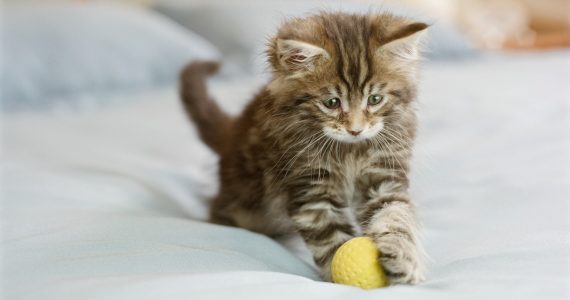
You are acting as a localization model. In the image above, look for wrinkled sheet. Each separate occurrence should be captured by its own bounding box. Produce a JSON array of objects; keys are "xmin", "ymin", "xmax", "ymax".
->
[{"xmin": 2, "ymin": 52, "xmax": 570, "ymax": 299}]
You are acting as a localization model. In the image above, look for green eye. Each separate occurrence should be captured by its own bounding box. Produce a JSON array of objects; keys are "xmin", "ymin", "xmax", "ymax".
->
[
  {"xmin": 322, "ymin": 97, "xmax": 341, "ymax": 109},
  {"xmin": 368, "ymin": 94, "xmax": 383, "ymax": 106}
]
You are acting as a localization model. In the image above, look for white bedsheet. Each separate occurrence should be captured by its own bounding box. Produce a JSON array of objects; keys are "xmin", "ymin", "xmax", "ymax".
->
[{"xmin": 2, "ymin": 52, "xmax": 570, "ymax": 299}]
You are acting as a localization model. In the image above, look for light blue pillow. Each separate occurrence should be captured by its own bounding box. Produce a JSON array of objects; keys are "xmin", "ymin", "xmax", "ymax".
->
[
  {"xmin": 1, "ymin": 3, "xmax": 220, "ymax": 112},
  {"xmin": 155, "ymin": 0, "xmax": 478, "ymax": 75}
]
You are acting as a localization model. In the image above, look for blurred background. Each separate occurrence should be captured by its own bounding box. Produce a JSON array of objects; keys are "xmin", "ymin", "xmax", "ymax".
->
[
  {"xmin": 1, "ymin": 1, "xmax": 569, "ymax": 300},
  {"xmin": 2, "ymin": 0, "xmax": 569, "ymax": 111}
]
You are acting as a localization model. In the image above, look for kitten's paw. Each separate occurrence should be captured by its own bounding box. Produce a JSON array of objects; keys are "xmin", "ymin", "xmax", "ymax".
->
[
  {"xmin": 372, "ymin": 231, "xmax": 426, "ymax": 285},
  {"xmin": 319, "ymin": 268, "xmax": 333, "ymax": 283}
]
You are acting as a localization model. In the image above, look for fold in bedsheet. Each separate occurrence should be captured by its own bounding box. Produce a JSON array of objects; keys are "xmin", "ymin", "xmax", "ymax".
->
[{"xmin": 2, "ymin": 163, "xmax": 320, "ymax": 300}]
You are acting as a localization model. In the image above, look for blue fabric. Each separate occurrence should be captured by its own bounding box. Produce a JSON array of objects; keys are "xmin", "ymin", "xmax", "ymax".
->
[{"xmin": 1, "ymin": 3, "xmax": 220, "ymax": 112}]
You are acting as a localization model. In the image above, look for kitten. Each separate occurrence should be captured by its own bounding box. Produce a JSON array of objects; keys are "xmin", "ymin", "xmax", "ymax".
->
[{"xmin": 180, "ymin": 12, "xmax": 427, "ymax": 284}]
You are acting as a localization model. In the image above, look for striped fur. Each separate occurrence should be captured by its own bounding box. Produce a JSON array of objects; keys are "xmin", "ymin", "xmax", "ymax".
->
[{"xmin": 180, "ymin": 12, "xmax": 428, "ymax": 284}]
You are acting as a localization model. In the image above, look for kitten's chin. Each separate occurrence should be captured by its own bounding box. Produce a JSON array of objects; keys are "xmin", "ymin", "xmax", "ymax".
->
[
  {"xmin": 327, "ymin": 133, "xmax": 368, "ymax": 144},
  {"xmin": 340, "ymin": 138, "xmax": 367, "ymax": 144}
]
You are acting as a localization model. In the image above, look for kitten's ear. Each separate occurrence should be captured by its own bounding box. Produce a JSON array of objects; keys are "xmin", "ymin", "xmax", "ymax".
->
[
  {"xmin": 274, "ymin": 39, "xmax": 330, "ymax": 73},
  {"xmin": 379, "ymin": 22, "xmax": 429, "ymax": 62}
]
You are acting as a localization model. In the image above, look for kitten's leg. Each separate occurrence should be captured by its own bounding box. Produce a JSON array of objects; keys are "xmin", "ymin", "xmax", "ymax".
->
[
  {"xmin": 357, "ymin": 177, "xmax": 425, "ymax": 284},
  {"xmin": 208, "ymin": 194, "xmax": 237, "ymax": 225},
  {"xmin": 286, "ymin": 176, "xmax": 355, "ymax": 281}
]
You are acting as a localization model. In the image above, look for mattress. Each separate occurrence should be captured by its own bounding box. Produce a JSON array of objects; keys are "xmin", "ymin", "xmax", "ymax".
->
[{"xmin": 2, "ymin": 51, "xmax": 569, "ymax": 299}]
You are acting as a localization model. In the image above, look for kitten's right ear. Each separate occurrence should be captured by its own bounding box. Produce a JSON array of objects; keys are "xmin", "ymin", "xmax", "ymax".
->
[
  {"xmin": 272, "ymin": 39, "xmax": 330, "ymax": 74},
  {"xmin": 378, "ymin": 22, "xmax": 429, "ymax": 62}
]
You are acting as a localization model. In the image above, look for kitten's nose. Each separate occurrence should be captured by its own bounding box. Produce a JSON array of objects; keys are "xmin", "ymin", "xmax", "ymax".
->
[{"xmin": 348, "ymin": 130, "xmax": 362, "ymax": 136}]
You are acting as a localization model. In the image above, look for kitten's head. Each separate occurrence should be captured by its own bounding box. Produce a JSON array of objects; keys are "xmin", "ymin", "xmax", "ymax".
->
[{"xmin": 267, "ymin": 12, "xmax": 427, "ymax": 144}]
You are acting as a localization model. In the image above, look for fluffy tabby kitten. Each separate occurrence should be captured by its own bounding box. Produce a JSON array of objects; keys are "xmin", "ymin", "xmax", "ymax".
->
[{"xmin": 180, "ymin": 12, "xmax": 428, "ymax": 284}]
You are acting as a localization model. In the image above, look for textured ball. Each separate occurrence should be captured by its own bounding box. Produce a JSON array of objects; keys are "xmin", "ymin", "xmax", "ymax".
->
[{"xmin": 331, "ymin": 237, "xmax": 388, "ymax": 289}]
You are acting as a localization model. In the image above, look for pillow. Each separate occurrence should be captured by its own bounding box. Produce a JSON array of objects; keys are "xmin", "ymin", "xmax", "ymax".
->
[
  {"xmin": 154, "ymin": 0, "xmax": 478, "ymax": 74},
  {"xmin": 1, "ymin": 3, "xmax": 220, "ymax": 112}
]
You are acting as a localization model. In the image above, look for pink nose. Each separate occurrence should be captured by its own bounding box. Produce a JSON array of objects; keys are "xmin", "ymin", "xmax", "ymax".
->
[{"xmin": 348, "ymin": 130, "xmax": 362, "ymax": 136}]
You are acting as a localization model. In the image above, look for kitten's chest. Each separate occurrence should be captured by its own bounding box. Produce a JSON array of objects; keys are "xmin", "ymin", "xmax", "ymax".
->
[{"xmin": 334, "ymin": 153, "xmax": 372, "ymax": 206}]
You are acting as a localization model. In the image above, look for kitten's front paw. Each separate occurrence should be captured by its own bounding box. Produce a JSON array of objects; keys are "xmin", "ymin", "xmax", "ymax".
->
[{"xmin": 372, "ymin": 231, "xmax": 425, "ymax": 285}]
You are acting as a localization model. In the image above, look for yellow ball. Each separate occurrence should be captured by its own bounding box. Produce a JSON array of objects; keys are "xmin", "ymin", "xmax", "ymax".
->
[{"xmin": 331, "ymin": 237, "xmax": 388, "ymax": 289}]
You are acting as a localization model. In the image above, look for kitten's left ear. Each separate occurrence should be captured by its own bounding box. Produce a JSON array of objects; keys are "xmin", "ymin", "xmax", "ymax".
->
[
  {"xmin": 379, "ymin": 22, "xmax": 429, "ymax": 62},
  {"xmin": 273, "ymin": 39, "xmax": 330, "ymax": 74}
]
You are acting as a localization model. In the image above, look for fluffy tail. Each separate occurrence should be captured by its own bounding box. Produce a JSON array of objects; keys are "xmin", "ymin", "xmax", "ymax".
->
[{"xmin": 179, "ymin": 61, "xmax": 231, "ymax": 154}]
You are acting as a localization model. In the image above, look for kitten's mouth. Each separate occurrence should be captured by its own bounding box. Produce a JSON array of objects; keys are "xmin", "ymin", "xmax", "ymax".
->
[
  {"xmin": 323, "ymin": 129, "xmax": 371, "ymax": 144},
  {"xmin": 323, "ymin": 123, "xmax": 384, "ymax": 144}
]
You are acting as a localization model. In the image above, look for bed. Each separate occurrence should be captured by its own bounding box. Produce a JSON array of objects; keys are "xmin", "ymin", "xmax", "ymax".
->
[{"xmin": 2, "ymin": 2, "xmax": 569, "ymax": 300}]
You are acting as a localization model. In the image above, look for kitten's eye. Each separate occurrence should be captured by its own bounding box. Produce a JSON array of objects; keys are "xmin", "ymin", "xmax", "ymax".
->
[
  {"xmin": 322, "ymin": 97, "xmax": 341, "ymax": 109},
  {"xmin": 367, "ymin": 94, "xmax": 383, "ymax": 106}
]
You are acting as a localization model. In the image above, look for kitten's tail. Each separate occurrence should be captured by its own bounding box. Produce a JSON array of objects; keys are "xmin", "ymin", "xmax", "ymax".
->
[{"xmin": 180, "ymin": 61, "xmax": 231, "ymax": 154}]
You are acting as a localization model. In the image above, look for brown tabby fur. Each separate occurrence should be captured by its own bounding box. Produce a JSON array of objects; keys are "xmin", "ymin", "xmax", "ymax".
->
[{"xmin": 180, "ymin": 12, "xmax": 428, "ymax": 284}]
